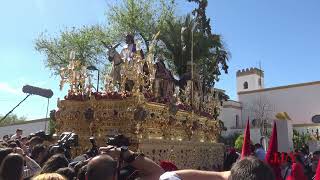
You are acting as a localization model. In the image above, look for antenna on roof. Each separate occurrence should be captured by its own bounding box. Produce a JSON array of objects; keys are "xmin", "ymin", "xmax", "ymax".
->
[{"xmin": 259, "ymin": 60, "xmax": 262, "ymax": 76}]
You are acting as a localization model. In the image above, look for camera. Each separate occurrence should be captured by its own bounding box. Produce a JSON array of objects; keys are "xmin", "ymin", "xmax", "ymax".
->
[
  {"xmin": 59, "ymin": 132, "xmax": 79, "ymax": 147},
  {"xmin": 49, "ymin": 132, "xmax": 79, "ymax": 159},
  {"xmin": 106, "ymin": 134, "xmax": 130, "ymax": 148}
]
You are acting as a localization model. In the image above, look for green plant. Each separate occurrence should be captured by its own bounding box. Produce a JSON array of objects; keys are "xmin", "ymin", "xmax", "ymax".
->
[
  {"xmin": 293, "ymin": 129, "xmax": 312, "ymax": 150},
  {"xmin": 35, "ymin": 0, "xmax": 175, "ymax": 75},
  {"xmin": 35, "ymin": 25, "xmax": 108, "ymax": 75},
  {"xmin": 48, "ymin": 119, "xmax": 56, "ymax": 135},
  {"xmin": 0, "ymin": 114, "xmax": 26, "ymax": 126},
  {"xmin": 234, "ymin": 134, "xmax": 244, "ymax": 150},
  {"xmin": 106, "ymin": 0, "xmax": 175, "ymax": 52}
]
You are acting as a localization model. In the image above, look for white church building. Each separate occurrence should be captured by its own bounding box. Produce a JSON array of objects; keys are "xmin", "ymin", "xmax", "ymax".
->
[{"xmin": 219, "ymin": 67, "xmax": 320, "ymax": 142}]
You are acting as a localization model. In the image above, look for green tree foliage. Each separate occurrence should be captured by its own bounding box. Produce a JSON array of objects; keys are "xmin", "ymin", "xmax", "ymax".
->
[
  {"xmin": 48, "ymin": 110, "xmax": 56, "ymax": 135},
  {"xmin": 106, "ymin": 0, "xmax": 175, "ymax": 51},
  {"xmin": 0, "ymin": 114, "xmax": 26, "ymax": 126},
  {"xmin": 48, "ymin": 119, "xmax": 56, "ymax": 135},
  {"xmin": 234, "ymin": 134, "xmax": 253, "ymax": 151},
  {"xmin": 35, "ymin": 0, "xmax": 175, "ymax": 74},
  {"xmin": 159, "ymin": 0, "xmax": 229, "ymax": 88},
  {"xmin": 234, "ymin": 134, "xmax": 244, "ymax": 151},
  {"xmin": 35, "ymin": 25, "xmax": 109, "ymax": 75},
  {"xmin": 293, "ymin": 129, "xmax": 312, "ymax": 150}
]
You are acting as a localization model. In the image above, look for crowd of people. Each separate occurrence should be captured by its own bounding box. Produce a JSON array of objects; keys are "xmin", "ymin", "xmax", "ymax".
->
[
  {"xmin": 223, "ymin": 143, "xmax": 320, "ymax": 180},
  {"xmin": 0, "ymin": 128, "xmax": 319, "ymax": 180}
]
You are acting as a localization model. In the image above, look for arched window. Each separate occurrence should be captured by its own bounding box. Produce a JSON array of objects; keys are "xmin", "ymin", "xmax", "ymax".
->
[
  {"xmin": 243, "ymin": 82, "xmax": 248, "ymax": 89},
  {"xmin": 235, "ymin": 115, "xmax": 239, "ymax": 128}
]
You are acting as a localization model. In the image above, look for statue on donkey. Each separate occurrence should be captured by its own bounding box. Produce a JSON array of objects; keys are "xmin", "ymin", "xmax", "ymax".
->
[{"xmin": 102, "ymin": 34, "xmax": 146, "ymax": 92}]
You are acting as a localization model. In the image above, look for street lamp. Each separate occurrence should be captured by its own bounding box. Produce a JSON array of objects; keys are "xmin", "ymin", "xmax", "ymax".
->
[{"xmin": 87, "ymin": 65, "xmax": 99, "ymax": 92}]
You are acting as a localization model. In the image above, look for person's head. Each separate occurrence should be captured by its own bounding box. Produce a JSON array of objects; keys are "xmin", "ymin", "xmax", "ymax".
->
[
  {"xmin": 229, "ymin": 156, "xmax": 275, "ymax": 180},
  {"xmin": 0, "ymin": 148, "xmax": 13, "ymax": 165},
  {"xmin": 16, "ymin": 129, "xmax": 23, "ymax": 137},
  {"xmin": 0, "ymin": 153, "xmax": 24, "ymax": 180},
  {"xmin": 31, "ymin": 144, "xmax": 48, "ymax": 165},
  {"xmin": 8, "ymin": 141, "xmax": 18, "ymax": 148},
  {"xmin": 20, "ymin": 136, "xmax": 28, "ymax": 145},
  {"xmin": 312, "ymin": 151, "xmax": 320, "ymax": 172},
  {"xmin": 250, "ymin": 144, "xmax": 255, "ymax": 155},
  {"xmin": 2, "ymin": 135, "xmax": 9, "ymax": 142},
  {"xmin": 41, "ymin": 154, "xmax": 69, "ymax": 173},
  {"xmin": 56, "ymin": 167, "xmax": 76, "ymax": 180},
  {"xmin": 33, "ymin": 173, "xmax": 66, "ymax": 180},
  {"xmin": 29, "ymin": 136, "xmax": 44, "ymax": 149},
  {"xmin": 86, "ymin": 155, "xmax": 117, "ymax": 180},
  {"xmin": 254, "ymin": 143, "xmax": 262, "ymax": 149},
  {"xmin": 125, "ymin": 34, "xmax": 135, "ymax": 44}
]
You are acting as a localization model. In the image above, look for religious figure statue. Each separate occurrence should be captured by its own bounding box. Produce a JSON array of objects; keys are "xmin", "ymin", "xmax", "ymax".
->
[
  {"xmin": 59, "ymin": 59, "xmax": 87, "ymax": 95},
  {"xmin": 120, "ymin": 34, "xmax": 144, "ymax": 62},
  {"xmin": 102, "ymin": 42, "xmax": 123, "ymax": 86}
]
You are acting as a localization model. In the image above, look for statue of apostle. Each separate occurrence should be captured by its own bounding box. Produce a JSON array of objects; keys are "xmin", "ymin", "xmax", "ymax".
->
[{"xmin": 120, "ymin": 34, "xmax": 144, "ymax": 61}]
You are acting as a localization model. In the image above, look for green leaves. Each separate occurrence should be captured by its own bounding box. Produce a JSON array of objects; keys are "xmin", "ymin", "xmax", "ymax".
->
[
  {"xmin": 106, "ymin": 0, "xmax": 175, "ymax": 51},
  {"xmin": 0, "ymin": 114, "xmax": 26, "ymax": 126},
  {"xmin": 35, "ymin": 0, "xmax": 175, "ymax": 76},
  {"xmin": 35, "ymin": 25, "xmax": 109, "ymax": 75},
  {"xmin": 235, "ymin": 134, "xmax": 244, "ymax": 151},
  {"xmin": 293, "ymin": 129, "xmax": 312, "ymax": 150}
]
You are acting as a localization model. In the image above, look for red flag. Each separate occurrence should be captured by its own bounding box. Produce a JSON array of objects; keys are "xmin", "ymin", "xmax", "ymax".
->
[
  {"xmin": 241, "ymin": 118, "xmax": 251, "ymax": 158},
  {"xmin": 286, "ymin": 163, "xmax": 307, "ymax": 180},
  {"xmin": 315, "ymin": 159, "xmax": 320, "ymax": 180},
  {"xmin": 266, "ymin": 121, "xmax": 283, "ymax": 180}
]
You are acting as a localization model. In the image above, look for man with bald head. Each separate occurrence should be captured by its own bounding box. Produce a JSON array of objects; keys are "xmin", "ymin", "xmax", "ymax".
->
[
  {"xmin": 86, "ymin": 155, "xmax": 118, "ymax": 180},
  {"xmin": 86, "ymin": 147, "xmax": 164, "ymax": 180}
]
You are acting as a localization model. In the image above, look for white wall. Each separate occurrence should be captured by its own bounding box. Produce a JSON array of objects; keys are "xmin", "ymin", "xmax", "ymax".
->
[
  {"xmin": 239, "ymin": 83, "xmax": 320, "ymax": 124},
  {"xmin": 0, "ymin": 119, "xmax": 49, "ymax": 138},
  {"xmin": 219, "ymin": 101, "xmax": 242, "ymax": 136},
  {"xmin": 237, "ymin": 74, "xmax": 264, "ymax": 92}
]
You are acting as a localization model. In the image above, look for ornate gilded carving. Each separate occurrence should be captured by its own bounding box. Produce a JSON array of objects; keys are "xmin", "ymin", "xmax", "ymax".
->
[{"xmin": 55, "ymin": 32, "xmax": 225, "ymax": 170}]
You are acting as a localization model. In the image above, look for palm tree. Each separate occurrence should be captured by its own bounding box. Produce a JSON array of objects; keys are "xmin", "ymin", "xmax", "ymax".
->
[{"xmin": 159, "ymin": 14, "xmax": 229, "ymax": 89}]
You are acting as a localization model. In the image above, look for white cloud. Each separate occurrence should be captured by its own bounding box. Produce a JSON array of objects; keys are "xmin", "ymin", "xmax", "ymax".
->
[{"xmin": 0, "ymin": 82, "xmax": 23, "ymax": 95}]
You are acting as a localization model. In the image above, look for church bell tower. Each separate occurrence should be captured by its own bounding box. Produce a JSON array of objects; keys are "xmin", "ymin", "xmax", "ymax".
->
[{"xmin": 236, "ymin": 67, "xmax": 264, "ymax": 93}]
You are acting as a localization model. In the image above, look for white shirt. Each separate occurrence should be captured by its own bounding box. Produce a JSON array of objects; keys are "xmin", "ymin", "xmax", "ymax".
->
[
  {"xmin": 159, "ymin": 172, "xmax": 181, "ymax": 180},
  {"xmin": 10, "ymin": 134, "xmax": 20, "ymax": 140}
]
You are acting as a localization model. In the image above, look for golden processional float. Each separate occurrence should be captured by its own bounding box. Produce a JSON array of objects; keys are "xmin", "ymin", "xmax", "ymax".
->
[{"xmin": 55, "ymin": 33, "xmax": 225, "ymax": 169}]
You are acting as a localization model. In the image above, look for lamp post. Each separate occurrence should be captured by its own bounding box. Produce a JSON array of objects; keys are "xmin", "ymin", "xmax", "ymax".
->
[{"xmin": 87, "ymin": 65, "xmax": 99, "ymax": 92}]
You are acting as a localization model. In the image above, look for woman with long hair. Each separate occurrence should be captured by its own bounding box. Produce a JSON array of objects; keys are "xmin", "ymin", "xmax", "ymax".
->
[{"xmin": 0, "ymin": 153, "xmax": 24, "ymax": 180}]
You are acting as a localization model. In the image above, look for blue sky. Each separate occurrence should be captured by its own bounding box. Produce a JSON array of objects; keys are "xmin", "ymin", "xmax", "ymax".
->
[{"xmin": 0, "ymin": 0, "xmax": 319, "ymax": 120}]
